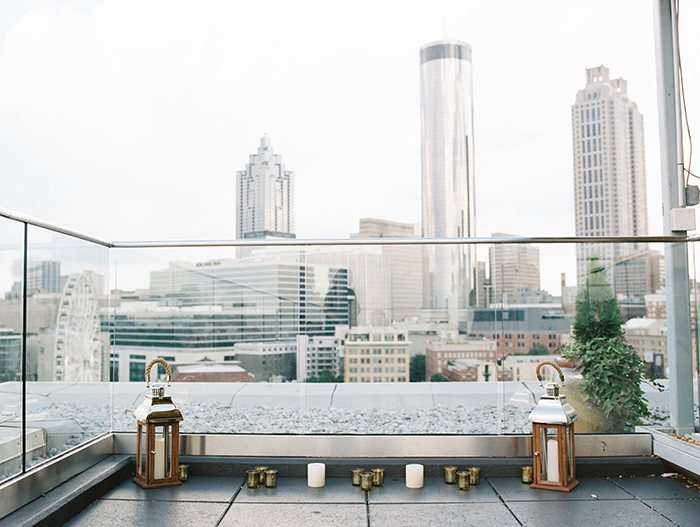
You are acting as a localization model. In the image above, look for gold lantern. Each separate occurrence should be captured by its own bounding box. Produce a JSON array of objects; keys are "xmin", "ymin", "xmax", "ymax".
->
[
  {"xmin": 133, "ymin": 358, "xmax": 183, "ymax": 489},
  {"xmin": 528, "ymin": 360, "xmax": 578, "ymax": 492}
]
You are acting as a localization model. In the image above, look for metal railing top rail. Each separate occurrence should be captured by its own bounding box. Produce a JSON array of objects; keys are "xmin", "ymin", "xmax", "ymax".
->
[
  {"xmin": 0, "ymin": 205, "xmax": 692, "ymax": 248},
  {"xmin": 0, "ymin": 207, "xmax": 111, "ymax": 248},
  {"xmin": 111, "ymin": 234, "xmax": 689, "ymax": 249}
]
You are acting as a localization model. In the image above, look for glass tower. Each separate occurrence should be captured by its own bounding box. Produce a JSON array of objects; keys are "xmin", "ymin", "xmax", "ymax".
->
[{"xmin": 419, "ymin": 40, "xmax": 477, "ymax": 324}]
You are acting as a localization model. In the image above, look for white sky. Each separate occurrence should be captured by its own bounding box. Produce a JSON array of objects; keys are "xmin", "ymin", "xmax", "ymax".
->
[{"xmin": 1, "ymin": 0, "xmax": 699, "ymax": 292}]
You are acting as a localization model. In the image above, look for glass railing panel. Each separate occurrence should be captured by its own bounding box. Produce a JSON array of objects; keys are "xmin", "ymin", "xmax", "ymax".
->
[
  {"xmin": 110, "ymin": 243, "xmax": 510, "ymax": 434},
  {"xmin": 107, "ymin": 238, "xmax": 676, "ymax": 436},
  {"xmin": 558, "ymin": 240, "xmax": 669, "ymax": 432},
  {"xmin": 24, "ymin": 225, "xmax": 110, "ymax": 466},
  {"xmin": 688, "ymin": 238, "xmax": 700, "ymax": 428},
  {"xmin": 0, "ymin": 218, "xmax": 25, "ymax": 481}
]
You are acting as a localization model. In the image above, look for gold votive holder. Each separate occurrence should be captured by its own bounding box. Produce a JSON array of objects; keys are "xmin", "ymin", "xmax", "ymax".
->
[
  {"xmin": 351, "ymin": 468, "xmax": 364, "ymax": 486},
  {"xmin": 264, "ymin": 469, "xmax": 278, "ymax": 488},
  {"xmin": 444, "ymin": 466, "xmax": 458, "ymax": 484},
  {"xmin": 468, "ymin": 467, "xmax": 480, "ymax": 485},
  {"xmin": 178, "ymin": 464, "xmax": 189, "ymax": 483},
  {"xmin": 457, "ymin": 471, "xmax": 471, "ymax": 490},
  {"xmin": 372, "ymin": 468, "xmax": 384, "ymax": 487},
  {"xmin": 521, "ymin": 466, "xmax": 534, "ymax": 484},
  {"xmin": 360, "ymin": 471, "xmax": 374, "ymax": 491},
  {"xmin": 247, "ymin": 470, "xmax": 260, "ymax": 488},
  {"xmin": 255, "ymin": 466, "xmax": 268, "ymax": 478}
]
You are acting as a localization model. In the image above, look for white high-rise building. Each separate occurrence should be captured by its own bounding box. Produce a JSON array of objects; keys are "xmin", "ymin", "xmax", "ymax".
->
[
  {"xmin": 572, "ymin": 66, "xmax": 648, "ymax": 285},
  {"xmin": 419, "ymin": 40, "xmax": 477, "ymax": 325},
  {"xmin": 489, "ymin": 233, "xmax": 540, "ymax": 304},
  {"xmin": 236, "ymin": 135, "xmax": 295, "ymax": 240}
]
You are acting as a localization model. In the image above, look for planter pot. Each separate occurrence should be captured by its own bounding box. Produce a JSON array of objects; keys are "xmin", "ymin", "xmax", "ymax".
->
[
  {"xmin": 555, "ymin": 357, "xmax": 633, "ymax": 434},
  {"xmin": 649, "ymin": 428, "xmax": 700, "ymax": 479}
]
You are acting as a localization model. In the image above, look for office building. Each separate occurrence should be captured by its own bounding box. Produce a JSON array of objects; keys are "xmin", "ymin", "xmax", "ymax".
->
[
  {"xmin": 350, "ymin": 218, "xmax": 422, "ymax": 322},
  {"xmin": 236, "ymin": 135, "xmax": 295, "ymax": 240},
  {"xmin": 343, "ymin": 326, "xmax": 410, "ymax": 383},
  {"xmin": 466, "ymin": 304, "xmax": 573, "ymax": 358},
  {"xmin": 233, "ymin": 341, "xmax": 297, "ymax": 382},
  {"xmin": 10, "ymin": 258, "xmax": 60, "ymax": 297},
  {"xmin": 572, "ymin": 65, "xmax": 648, "ymax": 285},
  {"xmin": 489, "ymin": 233, "xmax": 540, "ymax": 304},
  {"xmin": 420, "ymin": 40, "xmax": 478, "ymax": 324},
  {"xmin": 296, "ymin": 334, "xmax": 343, "ymax": 381},
  {"xmin": 425, "ymin": 338, "xmax": 496, "ymax": 379}
]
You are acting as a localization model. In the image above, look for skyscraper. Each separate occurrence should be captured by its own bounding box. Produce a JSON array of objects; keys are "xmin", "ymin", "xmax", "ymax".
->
[
  {"xmin": 236, "ymin": 135, "xmax": 295, "ymax": 240},
  {"xmin": 489, "ymin": 233, "xmax": 540, "ymax": 304},
  {"xmin": 572, "ymin": 66, "xmax": 648, "ymax": 285},
  {"xmin": 419, "ymin": 40, "xmax": 477, "ymax": 324}
]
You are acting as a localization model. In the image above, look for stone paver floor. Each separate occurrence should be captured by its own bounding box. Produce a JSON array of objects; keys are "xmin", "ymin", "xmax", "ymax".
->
[{"xmin": 62, "ymin": 475, "xmax": 700, "ymax": 527}]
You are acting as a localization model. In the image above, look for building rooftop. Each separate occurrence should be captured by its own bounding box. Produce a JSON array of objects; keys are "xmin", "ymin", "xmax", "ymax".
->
[{"xmin": 6, "ymin": 464, "xmax": 699, "ymax": 527}]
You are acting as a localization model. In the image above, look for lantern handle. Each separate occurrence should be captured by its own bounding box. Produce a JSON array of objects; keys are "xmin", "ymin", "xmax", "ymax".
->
[
  {"xmin": 535, "ymin": 360, "xmax": 565, "ymax": 387},
  {"xmin": 145, "ymin": 358, "xmax": 172, "ymax": 387}
]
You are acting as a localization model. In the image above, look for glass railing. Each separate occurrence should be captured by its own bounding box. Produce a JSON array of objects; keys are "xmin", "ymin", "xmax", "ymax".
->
[{"xmin": 0, "ymin": 210, "xmax": 690, "ymax": 485}]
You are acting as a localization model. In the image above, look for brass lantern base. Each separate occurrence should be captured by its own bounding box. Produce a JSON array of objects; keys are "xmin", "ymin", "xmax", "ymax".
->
[{"xmin": 530, "ymin": 479, "xmax": 579, "ymax": 492}]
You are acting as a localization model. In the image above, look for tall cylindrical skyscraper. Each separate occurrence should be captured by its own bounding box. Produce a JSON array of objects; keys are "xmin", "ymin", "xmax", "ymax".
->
[{"xmin": 420, "ymin": 40, "xmax": 477, "ymax": 323}]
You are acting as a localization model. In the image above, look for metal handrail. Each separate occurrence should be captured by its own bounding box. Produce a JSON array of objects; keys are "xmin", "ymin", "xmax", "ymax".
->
[{"xmin": 0, "ymin": 206, "xmax": 693, "ymax": 249}]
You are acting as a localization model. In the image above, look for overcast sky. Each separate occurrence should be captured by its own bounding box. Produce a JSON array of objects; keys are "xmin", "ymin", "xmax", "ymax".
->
[{"xmin": 1, "ymin": 1, "xmax": 699, "ymax": 292}]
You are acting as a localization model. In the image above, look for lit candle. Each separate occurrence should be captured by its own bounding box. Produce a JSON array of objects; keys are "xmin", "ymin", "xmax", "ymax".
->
[
  {"xmin": 546, "ymin": 439, "xmax": 559, "ymax": 482},
  {"xmin": 308, "ymin": 463, "xmax": 325, "ymax": 487},
  {"xmin": 153, "ymin": 437, "xmax": 165, "ymax": 479},
  {"xmin": 405, "ymin": 464, "xmax": 424, "ymax": 488}
]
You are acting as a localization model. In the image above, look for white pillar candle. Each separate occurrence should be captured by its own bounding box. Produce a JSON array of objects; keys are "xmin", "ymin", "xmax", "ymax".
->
[
  {"xmin": 405, "ymin": 464, "xmax": 424, "ymax": 488},
  {"xmin": 153, "ymin": 437, "xmax": 165, "ymax": 479},
  {"xmin": 308, "ymin": 463, "xmax": 325, "ymax": 487},
  {"xmin": 546, "ymin": 439, "xmax": 559, "ymax": 483}
]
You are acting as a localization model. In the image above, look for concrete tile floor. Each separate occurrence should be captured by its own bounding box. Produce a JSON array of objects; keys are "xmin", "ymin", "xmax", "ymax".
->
[{"xmin": 62, "ymin": 475, "xmax": 700, "ymax": 527}]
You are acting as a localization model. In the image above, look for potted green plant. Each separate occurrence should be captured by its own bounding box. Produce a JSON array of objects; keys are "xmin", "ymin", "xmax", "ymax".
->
[{"xmin": 558, "ymin": 257, "xmax": 649, "ymax": 432}]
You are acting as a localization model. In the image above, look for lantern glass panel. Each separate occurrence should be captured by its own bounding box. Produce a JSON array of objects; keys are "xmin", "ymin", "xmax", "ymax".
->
[
  {"xmin": 137, "ymin": 423, "xmax": 147, "ymax": 477},
  {"xmin": 566, "ymin": 426, "xmax": 574, "ymax": 481},
  {"xmin": 153, "ymin": 425, "xmax": 173, "ymax": 480},
  {"xmin": 538, "ymin": 427, "xmax": 560, "ymax": 484}
]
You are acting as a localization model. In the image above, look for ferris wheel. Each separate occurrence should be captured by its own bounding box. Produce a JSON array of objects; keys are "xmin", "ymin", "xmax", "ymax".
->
[{"xmin": 54, "ymin": 272, "xmax": 103, "ymax": 382}]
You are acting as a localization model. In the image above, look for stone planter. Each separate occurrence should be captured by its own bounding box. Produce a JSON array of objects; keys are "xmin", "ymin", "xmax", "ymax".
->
[
  {"xmin": 649, "ymin": 428, "xmax": 700, "ymax": 479},
  {"xmin": 555, "ymin": 357, "xmax": 633, "ymax": 434}
]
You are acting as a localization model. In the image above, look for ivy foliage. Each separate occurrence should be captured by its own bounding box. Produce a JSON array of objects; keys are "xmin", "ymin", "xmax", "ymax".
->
[{"xmin": 560, "ymin": 257, "xmax": 648, "ymax": 425}]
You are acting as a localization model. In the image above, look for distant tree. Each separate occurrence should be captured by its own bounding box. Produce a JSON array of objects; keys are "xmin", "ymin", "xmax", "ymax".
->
[
  {"xmin": 305, "ymin": 369, "xmax": 341, "ymax": 383},
  {"xmin": 572, "ymin": 257, "xmax": 623, "ymax": 342},
  {"xmin": 410, "ymin": 354, "xmax": 426, "ymax": 382},
  {"xmin": 528, "ymin": 343, "xmax": 548, "ymax": 355},
  {"xmin": 430, "ymin": 373, "xmax": 449, "ymax": 382},
  {"xmin": 561, "ymin": 256, "xmax": 648, "ymax": 427}
]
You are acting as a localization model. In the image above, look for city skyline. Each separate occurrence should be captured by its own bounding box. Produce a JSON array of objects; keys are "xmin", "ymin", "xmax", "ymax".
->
[{"xmin": 0, "ymin": 1, "xmax": 699, "ymax": 295}]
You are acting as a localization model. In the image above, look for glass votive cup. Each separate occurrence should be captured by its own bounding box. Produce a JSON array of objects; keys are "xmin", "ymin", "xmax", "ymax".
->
[
  {"xmin": 468, "ymin": 467, "xmax": 480, "ymax": 485},
  {"xmin": 264, "ymin": 469, "xmax": 278, "ymax": 488},
  {"xmin": 457, "ymin": 470, "xmax": 471, "ymax": 490},
  {"xmin": 351, "ymin": 468, "xmax": 364, "ymax": 486},
  {"xmin": 444, "ymin": 466, "xmax": 458, "ymax": 484},
  {"xmin": 247, "ymin": 470, "xmax": 260, "ymax": 488},
  {"xmin": 360, "ymin": 471, "xmax": 374, "ymax": 491},
  {"xmin": 372, "ymin": 468, "xmax": 384, "ymax": 487}
]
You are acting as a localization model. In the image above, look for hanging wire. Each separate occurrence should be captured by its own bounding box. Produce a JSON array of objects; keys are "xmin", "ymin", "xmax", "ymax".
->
[{"xmin": 676, "ymin": 0, "xmax": 696, "ymax": 183}]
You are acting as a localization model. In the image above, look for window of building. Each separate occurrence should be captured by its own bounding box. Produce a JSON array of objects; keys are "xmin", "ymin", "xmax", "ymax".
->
[{"xmin": 129, "ymin": 361, "xmax": 146, "ymax": 383}]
